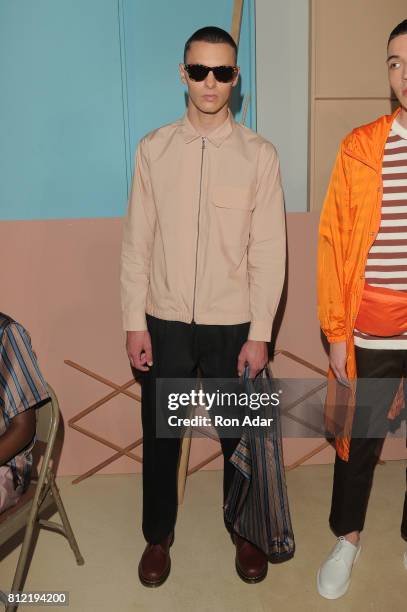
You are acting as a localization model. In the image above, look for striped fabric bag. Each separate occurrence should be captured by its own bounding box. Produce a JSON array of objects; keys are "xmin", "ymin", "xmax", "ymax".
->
[{"xmin": 224, "ymin": 365, "xmax": 295, "ymax": 562}]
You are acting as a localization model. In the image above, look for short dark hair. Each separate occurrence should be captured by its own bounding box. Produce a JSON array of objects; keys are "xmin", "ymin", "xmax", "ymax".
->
[
  {"xmin": 388, "ymin": 19, "xmax": 407, "ymax": 46},
  {"xmin": 184, "ymin": 26, "xmax": 237, "ymax": 63}
]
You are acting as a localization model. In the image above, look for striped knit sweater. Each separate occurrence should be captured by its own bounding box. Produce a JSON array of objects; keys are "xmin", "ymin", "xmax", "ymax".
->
[{"xmin": 354, "ymin": 118, "xmax": 407, "ymax": 349}]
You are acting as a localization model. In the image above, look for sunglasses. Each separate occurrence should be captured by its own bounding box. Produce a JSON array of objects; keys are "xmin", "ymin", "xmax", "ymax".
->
[{"xmin": 184, "ymin": 64, "xmax": 238, "ymax": 83}]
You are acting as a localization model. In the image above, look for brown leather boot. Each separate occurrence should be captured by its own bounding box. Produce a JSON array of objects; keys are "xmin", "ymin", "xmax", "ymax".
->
[
  {"xmin": 233, "ymin": 533, "xmax": 268, "ymax": 583},
  {"xmin": 138, "ymin": 533, "xmax": 174, "ymax": 587}
]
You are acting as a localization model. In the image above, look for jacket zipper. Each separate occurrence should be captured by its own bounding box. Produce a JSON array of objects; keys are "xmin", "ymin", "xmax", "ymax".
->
[{"xmin": 191, "ymin": 136, "xmax": 206, "ymax": 323}]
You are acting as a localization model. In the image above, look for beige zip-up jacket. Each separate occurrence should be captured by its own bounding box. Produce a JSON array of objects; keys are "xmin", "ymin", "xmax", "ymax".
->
[{"xmin": 120, "ymin": 110, "xmax": 286, "ymax": 342}]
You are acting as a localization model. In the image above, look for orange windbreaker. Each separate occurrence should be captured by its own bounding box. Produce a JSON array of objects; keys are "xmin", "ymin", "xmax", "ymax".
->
[{"xmin": 317, "ymin": 107, "xmax": 404, "ymax": 461}]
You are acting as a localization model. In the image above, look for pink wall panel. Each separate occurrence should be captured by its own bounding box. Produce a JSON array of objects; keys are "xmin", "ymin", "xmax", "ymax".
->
[{"xmin": 0, "ymin": 214, "xmax": 404, "ymax": 479}]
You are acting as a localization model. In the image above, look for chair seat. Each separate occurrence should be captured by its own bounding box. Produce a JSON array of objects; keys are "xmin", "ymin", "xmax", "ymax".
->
[
  {"xmin": 0, "ymin": 482, "xmax": 55, "ymax": 546},
  {"xmin": 0, "ymin": 484, "xmax": 36, "ymax": 523}
]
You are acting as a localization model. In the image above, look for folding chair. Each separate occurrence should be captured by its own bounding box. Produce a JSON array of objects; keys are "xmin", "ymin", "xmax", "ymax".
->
[{"xmin": 0, "ymin": 384, "xmax": 84, "ymax": 612}]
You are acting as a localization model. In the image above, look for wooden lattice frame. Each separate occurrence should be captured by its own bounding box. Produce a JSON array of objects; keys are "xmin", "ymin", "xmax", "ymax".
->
[{"xmin": 65, "ymin": 360, "xmax": 141, "ymax": 484}]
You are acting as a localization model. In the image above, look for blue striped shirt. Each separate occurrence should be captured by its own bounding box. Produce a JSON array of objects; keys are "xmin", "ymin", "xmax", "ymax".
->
[{"xmin": 0, "ymin": 313, "xmax": 50, "ymax": 491}]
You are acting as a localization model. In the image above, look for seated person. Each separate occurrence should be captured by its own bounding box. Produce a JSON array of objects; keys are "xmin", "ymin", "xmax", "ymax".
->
[{"xmin": 0, "ymin": 313, "xmax": 50, "ymax": 513}]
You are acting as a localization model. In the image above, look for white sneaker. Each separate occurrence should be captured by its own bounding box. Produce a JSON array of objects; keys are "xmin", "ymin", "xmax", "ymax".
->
[
  {"xmin": 403, "ymin": 550, "xmax": 407, "ymax": 570},
  {"xmin": 317, "ymin": 536, "xmax": 361, "ymax": 599}
]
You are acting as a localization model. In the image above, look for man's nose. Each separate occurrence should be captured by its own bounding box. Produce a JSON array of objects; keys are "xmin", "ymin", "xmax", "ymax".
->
[{"xmin": 205, "ymin": 70, "xmax": 216, "ymax": 88}]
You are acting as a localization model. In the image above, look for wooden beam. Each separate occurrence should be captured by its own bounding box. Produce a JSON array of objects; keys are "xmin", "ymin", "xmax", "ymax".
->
[
  {"xmin": 177, "ymin": 433, "xmax": 191, "ymax": 504},
  {"xmin": 231, "ymin": 0, "xmax": 244, "ymax": 47},
  {"xmin": 241, "ymin": 93, "xmax": 250, "ymax": 126}
]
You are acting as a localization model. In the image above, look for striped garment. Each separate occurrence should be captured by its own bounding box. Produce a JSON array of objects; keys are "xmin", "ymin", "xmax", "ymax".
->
[
  {"xmin": 224, "ymin": 366, "xmax": 295, "ymax": 561},
  {"xmin": 0, "ymin": 313, "xmax": 50, "ymax": 498},
  {"xmin": 354, "ymin": 118, "xmax": 407, "ymax": 349}
]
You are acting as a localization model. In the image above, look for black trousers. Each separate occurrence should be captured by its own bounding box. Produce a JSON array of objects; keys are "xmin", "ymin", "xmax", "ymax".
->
[
  {"xmin": 330, "ymin": 346, "xmax": 407, "ymax": 537},
  {"xmin": 139, "ymin": 314, "xmax": 250, "ymax": 544}
]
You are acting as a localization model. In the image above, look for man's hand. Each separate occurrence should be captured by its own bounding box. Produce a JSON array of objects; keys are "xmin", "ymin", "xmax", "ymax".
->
[
  {"xmin": 126, "ymin": 330, "xmax": 153, "ymax": 372},
  {"xmin": 329, "ymin": 341, "xmax": 350, "ymax": 387},
  {"xmin": 237, "ymin": 340, "xmax": 268, "ymax": 378}
]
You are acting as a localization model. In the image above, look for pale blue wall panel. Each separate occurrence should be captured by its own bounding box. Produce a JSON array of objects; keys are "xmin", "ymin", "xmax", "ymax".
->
[
  {"xmin": 0, "ymin": 0, "xmax": 256, "ymax": 220},
  {"xmin": 121, "ymin": 0, "xmax": 256, "ymax": 187},
  {"xmin": 0, "ymin": 0, "xmax": 127, "ymax": 220}
]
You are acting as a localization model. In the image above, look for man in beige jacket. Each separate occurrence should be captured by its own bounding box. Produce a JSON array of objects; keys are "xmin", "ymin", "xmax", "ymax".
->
[{"xmin": 121, "ymin": 26, "xmax": 286, "ymax": 587}]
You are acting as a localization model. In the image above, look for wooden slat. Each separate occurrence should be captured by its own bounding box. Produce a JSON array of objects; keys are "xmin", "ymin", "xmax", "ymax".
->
[
  {"xmin": 286, "ymin": 441, "xmax": 331, "ymax": 471},
  {"xmin": 188, "ymin": 450, "xmax": 223, "ymax": 475},
  {"xmin": 231, "ymin": 0, "xmax": 244, "ymax": 46},
  {"xmin": 241, "ymin": 93, "xmax": 250, "ymax": 126},
  {"xmin": 65, "ymin": 360, "xmax": 140, "ymax": 403},
  {"xmin": 71, "ymin": 439, "xmax": 143, "ymax": 485},
  {"xmin": 177, "ymin": 433, "xmax": 191, "ymax": 504},
  {"xmin": 69, "ymin": 423, "xmax": 142, "ymax": 462}
]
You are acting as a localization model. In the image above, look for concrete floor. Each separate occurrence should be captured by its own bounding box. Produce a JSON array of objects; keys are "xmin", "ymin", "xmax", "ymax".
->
[{"xmin": 1, "ymin": 461, "xmax": 407, "ymax": 612}]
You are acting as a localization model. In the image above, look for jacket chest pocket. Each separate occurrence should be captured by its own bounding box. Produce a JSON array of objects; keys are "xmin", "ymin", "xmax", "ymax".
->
[{"xmin": 211, "ymin": 185, "xmax": 254, "ymax": 246}]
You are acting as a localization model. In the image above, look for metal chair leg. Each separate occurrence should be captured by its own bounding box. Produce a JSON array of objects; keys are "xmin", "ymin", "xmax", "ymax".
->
[
  {"xmin": 6, "ymin": 494, "xmax": 43, "ymax": 612},
  {"xmin": 48, "ymin": 473, "xmax": 84, "ymax": 565}
]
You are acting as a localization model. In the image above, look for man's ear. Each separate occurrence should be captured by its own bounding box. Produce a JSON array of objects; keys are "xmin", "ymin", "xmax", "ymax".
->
[{"xmin": 179, "ymin": 63, "xmax": 188, "ymax": 85}]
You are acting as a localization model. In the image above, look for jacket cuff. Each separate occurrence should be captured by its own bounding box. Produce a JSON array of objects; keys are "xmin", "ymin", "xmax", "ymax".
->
[
  {"xmin": 123, "ymin": 311, "xmax": 147, "ymax": 331},
  {"xmin": 325, "ymin": 334, "xmax": 347, "ymax": 343},
  {"xmin": 248, "ymin": 320, "xmax": 272, "ymax": 342}
]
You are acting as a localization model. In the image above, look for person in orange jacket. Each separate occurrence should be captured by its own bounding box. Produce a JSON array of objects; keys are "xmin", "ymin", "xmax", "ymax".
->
[{"xmin": 317, "ymin": 19, "xmax": 407, "ymax": 599}]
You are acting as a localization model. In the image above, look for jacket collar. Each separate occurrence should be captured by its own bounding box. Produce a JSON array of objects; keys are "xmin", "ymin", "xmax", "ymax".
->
[
  {"xmin": 179, "ymin": 109, "xmax": 234, "ymax": 147},
  {"xmin": 344, "ymin": 106, "xmax": 402, "ymax": 171}
]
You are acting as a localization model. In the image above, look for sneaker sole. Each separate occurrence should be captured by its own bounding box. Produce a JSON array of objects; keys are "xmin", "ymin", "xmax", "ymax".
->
[{"xmin": 317, "ymin": 545, "xmax": 361, "ymax": 600}]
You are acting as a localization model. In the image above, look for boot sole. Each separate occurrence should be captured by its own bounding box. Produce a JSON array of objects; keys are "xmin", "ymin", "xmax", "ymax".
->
[
  {"xmin": 235, "ymin": 560, "xmax": 268, "ymax": 584},
  {"xmin": 138, "ymin": 560, "xmax": 171, "ymax": 588}
]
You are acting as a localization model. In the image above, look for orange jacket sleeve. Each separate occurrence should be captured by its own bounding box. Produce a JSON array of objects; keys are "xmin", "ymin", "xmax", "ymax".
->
[{"xmin": 317, "ymin": 141, "xmax": 352, "ymax": 343}]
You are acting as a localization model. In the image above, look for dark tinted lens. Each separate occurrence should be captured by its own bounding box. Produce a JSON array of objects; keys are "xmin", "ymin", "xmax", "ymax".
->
[
  {"xmin": 185, "ymin": 64, "xmax": 209, "ymax": 81},
  {"xmin": 213, "ymin": 66, "xmax": 236, "ymax": 82}
]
